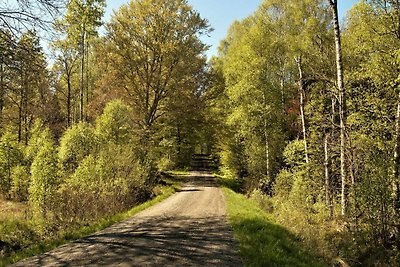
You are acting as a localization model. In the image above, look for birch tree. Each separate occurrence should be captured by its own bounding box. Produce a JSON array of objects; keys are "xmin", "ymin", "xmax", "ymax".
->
[{"xmin": 328, "ymin": 0, "xmax": 348, "ymax": 216}]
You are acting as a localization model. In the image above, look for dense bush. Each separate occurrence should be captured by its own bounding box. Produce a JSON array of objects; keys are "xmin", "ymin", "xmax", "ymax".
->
[
  {"xmin": 29, "ymin": 129, "xmax": 60, "ymax": 218},
  {"xmin": 25, "ymin": 119, "xmax": 46, "ymax": 165},
  {"xmin": 54, "ymin": 144, "xmax": 151, "ymax": 226},
  {"xmin": 58, "ymin": 122, "xmax": 97, "ymax": 172},
  {"xmin": 0, "ymin": 99, "xmax": 164, "ymax": 259},
  {"xmin": 95, "ymin": 100, "xmax": 135, "ymax": 145},
  {"xmin": 10, "ymin": 165, "xmax": 30, "ymax": 202},
  {"xmin": 50, "ymin": 101, "xmax": 151, "ymax": 227},
  {"xmin": 0, "ymin": 133, "xmax": 24, "ymax": 199},
  {"xmin": 0, "ymin": 218, "xmax": 38, "ymax": 256}
]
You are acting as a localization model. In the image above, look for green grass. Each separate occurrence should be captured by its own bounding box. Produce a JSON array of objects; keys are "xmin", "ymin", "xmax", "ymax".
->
[
  {"xmin": 214, "ymin": 173, "xmax": 244, "ymax": 193},
  {"xmin": 222, "ymin": 187, "xmax": 327, "ymax": 267},
  {"xmin": 1, "ymin": 181, "xmax": 181, "ymax": 267}
]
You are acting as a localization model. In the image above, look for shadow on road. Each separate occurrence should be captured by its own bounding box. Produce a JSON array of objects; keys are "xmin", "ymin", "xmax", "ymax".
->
[
  {"xmin": 16, "ymin": 216, "xmax": 240, "ymax": 266},
  {"xmin": 11, "ymin": 154, "xmax": 242, "ymax": 267}
]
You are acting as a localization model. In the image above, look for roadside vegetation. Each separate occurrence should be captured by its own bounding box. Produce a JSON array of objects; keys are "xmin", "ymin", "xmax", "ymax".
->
[
  {"xmin": 0, "ymin": 0, "xmax": 208, "ymax": 264},
  {"xmin": 1, "ymin": 0, "xmax": 400, "ymax": 266},
  {"xmin": 222, "ymin": 185, "xmax": 326, "ymax": 267},
  {"xmin": 208, "ymin": 0, "xmax": 400, "ymax": 265},
  {"xmin": 0, "ymin": 168, "xmax": 188, "ymax": 266}
]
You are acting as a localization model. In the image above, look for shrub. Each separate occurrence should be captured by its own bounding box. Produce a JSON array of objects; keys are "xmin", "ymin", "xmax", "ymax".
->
[
  {"xmin": 219, "ymin": 135, "xmax": 248, "ymax": 178},
  {"xmin": 0, "ymin": 133, "xmax": 24, "ymax": 199},
  {"xmin": 273, "ymin": 169, "xmax": 294, "ymax": 199},
  {"xmin": 67, "ymin": 155, "xmax": 97, "ymax": 191},
  {"xmin": 250, "ymin": 188, "xmax": 274, "ymax": 213},
  {"xmin": 58, "ymin": 122, "xmax": 97, "ymax": 172},
  {"xmin": 95, "ymin": 100, "xmax": 135, "ymax": 145},
  {"xmin": 282, "ymin": 139, "xmax": 307, "ymax": 168},
  {"xmin": 54, "ymin": 144, "xmax": 151, "ymax": 226},
  {"xmin": 10, "ymin": 165, "xmax": 30, "ymax": 201},
  {"xmin": 0, "ymin": 218, "xmax": 38, "ymax": 257},
  {"xmin": 29, "ymin": 129, "xmax": 59, "ymax": 218},
  {"xmin": 25, "ymin": 119, "xmax": 45, "ymax": 165}
]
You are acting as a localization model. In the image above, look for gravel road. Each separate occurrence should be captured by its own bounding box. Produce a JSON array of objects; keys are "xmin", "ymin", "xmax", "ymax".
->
[{"xmin": 11, "ymin": 167, "xmax": 242, "ymax": 266}]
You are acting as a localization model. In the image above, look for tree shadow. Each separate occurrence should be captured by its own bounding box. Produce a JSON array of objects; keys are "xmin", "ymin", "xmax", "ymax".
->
[
  {"xmin": 11, "ymin": 215, "xmax": 242, "ymax": 266},
  {"xmin": 232, "ymin": 215, "xmax": 326, "ymax": 267}
]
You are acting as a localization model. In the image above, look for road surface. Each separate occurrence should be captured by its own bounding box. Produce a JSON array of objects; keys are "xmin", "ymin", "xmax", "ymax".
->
[{"xmin": 11, "ymin": 158, "xmax": 242, "ymax": 266}]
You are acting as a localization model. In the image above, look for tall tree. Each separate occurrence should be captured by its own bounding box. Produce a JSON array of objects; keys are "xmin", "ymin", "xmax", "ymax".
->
[
  {"xmin": 0, "ymin": 31, "xmax": 14, "ymax": 130},
  {"xmin": 11, "ymin": 31, "xmax": 49, "ymax": 144},
  {"xmin": 329, "ymin": 0, "xmax": 347, "ymax": 216},
  {"xmin": 63, "ymin": 0, "xmax": 105, "ymax": 122},
  {"xmin": 51, "ymin": 41, "xmax": 79, "ymax": 128},
  {"xmin": 107, "ymin": 0, "xmax": 210, "ymax": 131}
]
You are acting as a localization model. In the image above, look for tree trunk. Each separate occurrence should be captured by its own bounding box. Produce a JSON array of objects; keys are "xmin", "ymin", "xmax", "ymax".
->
[
  {"xmin": 177, "ymin": 123, "xmax": 181, "ymax": 156},
  {"xmin": 0, "ymin": 55, "xmax": 4, "ymax": 127},
  {"xmin": 263, "ymin": 91, "xmax": 271, "ymax": 179},
  {"xmin": 18, "ymin": 69, "xmax": 24, "ymax": 143},
  {"xmin": 85, "ymin": 41, "xmax": 89, "ymax": 121},
  {"xmin": 18, "ymin": 95, "xmax": 23, "ymax": 143},
  {"xmin": 67, "ymin": 71, "xmax": 71, "ymax": 128},
  {"xmin": 280, "ymin": 76, "xmax": 285, "ymax": 115},
  {"xmin": 295, "ymin": 56, "xmax": 309, "ymax": 164},
  {"xmin": 324, "ymin": 132, "xmax": 334, "ymax": 218},
  {"xmin": 279, "ymin": 59, "xmax": 285, "ymax": 114},
  {"xmin": 393, "ymin": 89, "xmax": 400, "ymax": 212},
  {"xmin": 388, "ymin": 0, "xmax": 400, "ymax": 228},
  {"xmin": 80, "ymin": 30, "xmax": 85, "ymax": 122},
  {"xmin": 23, "ymin": 82, "xmax": 28, "ymax": 145},
  {"xmin": 329, "ymin": 0, "xmax": 347, "ymax": 216},
  {"xmin": 330, "ymin": 97, "xmax": 337, "ymax": 216},
  {"xmin": 264, "ymin": 117, "xmax": 270, "ymax": 179}
]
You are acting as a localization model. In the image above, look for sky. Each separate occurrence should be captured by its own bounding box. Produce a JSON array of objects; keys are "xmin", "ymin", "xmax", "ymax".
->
[{"xmin": 104, "ymin": 0, "xmax": 360, "ymax": 59}]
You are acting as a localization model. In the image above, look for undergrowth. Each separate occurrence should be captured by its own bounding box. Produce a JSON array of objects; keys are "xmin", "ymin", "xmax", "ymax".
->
[
  {"xmin": 0, "ymin": 171, "xmax": 188, "ymax": 267},
  {"xmin": 220, "ymin": 175, "xmax": 327, "ymax": 266}
]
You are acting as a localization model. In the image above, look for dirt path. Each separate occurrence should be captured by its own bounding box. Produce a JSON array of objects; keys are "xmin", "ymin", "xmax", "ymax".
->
[{"xmin": 11, "ymin": 168, "xmax": 242, "ymax": 266}]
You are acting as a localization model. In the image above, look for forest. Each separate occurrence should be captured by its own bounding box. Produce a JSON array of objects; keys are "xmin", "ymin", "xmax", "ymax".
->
[{"xmin": 0, "ymin": 0, "xmax": 400, "ymax": 266}]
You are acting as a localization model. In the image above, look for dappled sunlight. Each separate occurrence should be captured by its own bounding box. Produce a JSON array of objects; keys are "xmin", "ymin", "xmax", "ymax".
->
[{"xmin": 12, "ymin": 216, "xmax": 240, "ymax": 266}]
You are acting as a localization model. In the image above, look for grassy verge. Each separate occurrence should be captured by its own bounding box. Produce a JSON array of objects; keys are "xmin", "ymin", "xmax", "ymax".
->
[
  {"xmin": 221, "ymin": 186, "xmax": 327, "ymax": 267},
  {"xmin": 214, "ymin": 173, "xmax": 244, "ymax": 193},
  {"xmin": 1, "ymin": 171, "xmax": 188, "ymax": 267}
]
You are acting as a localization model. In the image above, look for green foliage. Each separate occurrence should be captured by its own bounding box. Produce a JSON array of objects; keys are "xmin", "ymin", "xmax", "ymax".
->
[
  {"xmin": 0, "ymin": 133, "xmax": 24, "ymax": 198},
  {"xmin": 250, "ymin": 189, "xmax": 274, "ymax": 213},
  {"xmin": 282, "ymin": 140, "xmax": 307, "ymax": 169},
  {"xmin": 156, "ymin": 153, "xmax": 175, "ymax": 172},
  {"xmin": 273, "ymin": 169, "xmax": 294, "ymax": 199},
  {"xmin": 219, "ymin": 134, "xmax": 248, "ymax": 179},
  {"xmin": 10, "ymin": 165, "xmax": 30, "ymax": 202},
  {"xmin": 64, "ymin": 0, "xmax": 105, "ymax": 44},
  {"xmin": 66, "ymin": 155, "xmax": 97, "ymax": 191},
  {"xmin": 1, "ymin": 184, "xmax": 177, "ymax": 266},
  {"xmin": 55, "ymin": 142, "xmax": 151, "ymax": 226},
  {"xmin": 348, "ymin": 154, "xmax": 395, "ymax": 259},
  {"xmin": 25, "ymin": 119, "xmax": 46, "ymax": 164},
  {"xmin": 58, "ymin": 122, "xmax": 97, "ymax": 172},
  {"xmin": 95, "ymin": 100, "xmax": 134, "ymax": 145},
  {"xmin": 287, "ymin": 167, "xmax": 316, "ymax": 210},
  {"xmin": 102, "ymin": 0, "xmax": 211, "ymax": 169},
  {"xmin": 0, "ymin": 218, "xmax": 38, "ymax": 258},
  {"xmin": 29, "ymin": 129, "xmax": 59, "ymax": 218},
  {"xmin": 222, "ymin": 187, "xmax": 326, "ymax": 266},
  {"xmin": 215, "ymin": 173, "xmax": 244, "ymax": 193}
]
